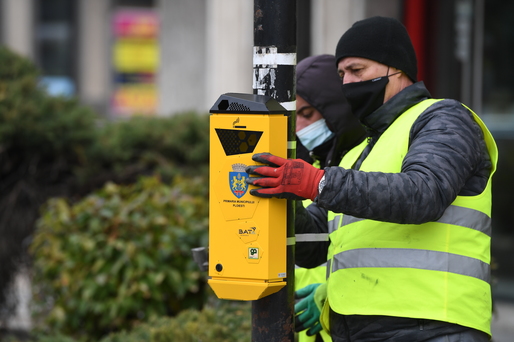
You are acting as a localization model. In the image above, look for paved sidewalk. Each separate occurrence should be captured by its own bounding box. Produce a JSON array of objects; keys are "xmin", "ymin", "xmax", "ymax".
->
[{"xmin": 491, "ymin": 301, "xmax": 514, "ymax": 342}]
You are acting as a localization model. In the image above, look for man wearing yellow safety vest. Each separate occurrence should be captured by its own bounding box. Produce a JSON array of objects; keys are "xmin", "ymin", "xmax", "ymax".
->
[
  {"xmin": 294, "ymin": 54, "xmax": 365, "ymax": 342},
  {"xmin": 246, "ymin": 16, "xmax": 497, "ymax": 342}
]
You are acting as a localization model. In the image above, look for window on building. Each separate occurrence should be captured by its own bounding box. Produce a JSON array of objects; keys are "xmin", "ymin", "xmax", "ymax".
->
[
  {"xmin": 482, "ymin": 0, "xmax": 514, "ymax": 132},
  {"xmin": 35, "ymin": 0, "xmax": 77, "ymax": 97},
  {"xmin": 113, "ymin": 0, "xmax": 155, "ymax": 7}
]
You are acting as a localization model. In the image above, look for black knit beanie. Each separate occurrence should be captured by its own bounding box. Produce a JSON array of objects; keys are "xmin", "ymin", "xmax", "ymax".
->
[{"xmin": 335, "ymin": 16, "xmax": 418, "ymax": 82}]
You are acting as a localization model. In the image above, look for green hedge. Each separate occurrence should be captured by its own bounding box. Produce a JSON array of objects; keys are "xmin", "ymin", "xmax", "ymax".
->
[
  {"xmin": 30, "ymin": 175, "xmax": 209, "ymax": 340},
  {"xmin": 81, "ymin": 112, "xmax": 209, "ymax": 188},
  {"xmin": 1, "ymin": 299, "xmax": 251, "ymax": 342},
  {"xmin": 99, "ymin": 299, "xmax": 251, "ymax": 342},
  {"xmin": 0, "ymin": 45, "xmax": 100, "ymax": 320},
  {"xmin": 0, "ymin": 45, "xmax": 209, "ymax": 321},
  {"xmin": 0, "ymin": 46, "xmax": 98, "ymax": 164},
  {"xmin": 0, "ymin": 45, "xmax": 39, "ymax": 80}
]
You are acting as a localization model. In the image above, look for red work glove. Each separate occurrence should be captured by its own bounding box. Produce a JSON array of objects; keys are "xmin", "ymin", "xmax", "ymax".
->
[{"xmin": 245, "ymin": 153, "xmax": 325, "ymax": 201}]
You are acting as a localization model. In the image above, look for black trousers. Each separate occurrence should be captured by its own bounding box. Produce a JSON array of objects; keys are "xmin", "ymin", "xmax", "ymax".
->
[{"xmin": 329, "ymin": 308, "xmax": 490, "ymax": 342}]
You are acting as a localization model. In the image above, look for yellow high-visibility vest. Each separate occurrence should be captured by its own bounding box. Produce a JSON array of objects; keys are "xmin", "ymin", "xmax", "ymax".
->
[{"xmin": 324, "ymin": 99, "xmax": 498, "ymax": 336}]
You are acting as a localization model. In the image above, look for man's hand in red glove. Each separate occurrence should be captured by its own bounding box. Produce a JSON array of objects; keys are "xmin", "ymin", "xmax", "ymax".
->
[{"xmin": 245, "ymin": 153, "xmax": 325, "ymax": 201}]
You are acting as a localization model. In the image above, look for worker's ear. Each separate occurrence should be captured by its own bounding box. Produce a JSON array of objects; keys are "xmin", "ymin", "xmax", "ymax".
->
[{"xmin": 390, "ymin": 67, "xmax": 403, "ymax": 78}]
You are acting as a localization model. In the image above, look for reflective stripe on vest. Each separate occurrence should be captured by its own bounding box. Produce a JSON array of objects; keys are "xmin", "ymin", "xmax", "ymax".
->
[
  {"xmin": 340, "ymin": 204, "xmax": 492, "ymax": 237},
  {"xmin": 296, "ymin": 233, "xmax": 329, "ymax": 242},
  {"xmin": 328, "ymin": 215, "xmax": 341, "ymax": 234},
  {"xmin": 331, "ymin": 248, "xmax": 490, "ymax": 283},
  {"xmin": 325, "ymin": 99, "xmax": 498, "ymax": 336},
  {"xmin": 324, "ymin": 215, "xmax": 340, "ymax": 280}
]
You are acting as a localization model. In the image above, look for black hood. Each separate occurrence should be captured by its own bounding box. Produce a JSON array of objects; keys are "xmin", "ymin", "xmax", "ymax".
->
[{"xmin": 296, "ymin": 54, "xmax": 366, "ymax": 166}]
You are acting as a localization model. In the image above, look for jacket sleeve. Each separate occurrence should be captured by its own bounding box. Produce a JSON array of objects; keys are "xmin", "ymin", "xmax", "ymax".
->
[
  {"xmin": 294, "ymin": 200, "xmax": 330, "ymax": 268},
  {"xmin": 316, "ymin": 99, "xmax": 490, "ymax": 224}
]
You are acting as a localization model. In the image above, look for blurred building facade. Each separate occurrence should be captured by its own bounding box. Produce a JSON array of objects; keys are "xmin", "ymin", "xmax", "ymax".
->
[
  {"xmin": 0, "ymin": 0, "xmax": 394, "ymax": 117},
  {"xmin": 1, "ymin": 0, "xmax": 514, "ymax": 299}
]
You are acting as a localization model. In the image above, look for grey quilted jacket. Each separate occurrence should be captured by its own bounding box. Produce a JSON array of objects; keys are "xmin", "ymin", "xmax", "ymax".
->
[{"xmin": 295, "ymin": 81, "xmax": 493, "ymax": 268}]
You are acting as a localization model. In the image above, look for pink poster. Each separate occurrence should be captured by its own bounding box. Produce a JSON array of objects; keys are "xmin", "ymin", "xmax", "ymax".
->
[{"xmin": 111, "ymin": 9, "xmax": 159, "ymax": 116}]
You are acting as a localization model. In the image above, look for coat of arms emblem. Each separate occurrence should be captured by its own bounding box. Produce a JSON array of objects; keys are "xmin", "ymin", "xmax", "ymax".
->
[{"xmin": 230, "ymin": 163, "xmax": 248, "ymax": 198}]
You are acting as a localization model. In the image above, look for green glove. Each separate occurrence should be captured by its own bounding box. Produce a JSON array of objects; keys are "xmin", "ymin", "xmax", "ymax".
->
[{"xmin": 294, "ymin": 282, "xmax": 327, "ymax": 336}]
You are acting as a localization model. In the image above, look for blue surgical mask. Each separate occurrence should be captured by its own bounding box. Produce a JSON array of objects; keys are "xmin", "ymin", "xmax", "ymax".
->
[{"xmin": 296, "ymin": 118, "xmax": 335, "ymax": 151}]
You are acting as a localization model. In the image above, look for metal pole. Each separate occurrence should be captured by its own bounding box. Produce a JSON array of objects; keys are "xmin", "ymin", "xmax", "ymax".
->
[{"xmin": 252, "ymin": 1, "xmax": 296, "ymax": 341}]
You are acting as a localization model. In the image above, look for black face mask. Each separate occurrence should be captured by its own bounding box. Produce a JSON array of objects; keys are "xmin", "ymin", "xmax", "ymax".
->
[{"xmin": 341, "ymin": 76, "xmax": 389, "ymax": 124}]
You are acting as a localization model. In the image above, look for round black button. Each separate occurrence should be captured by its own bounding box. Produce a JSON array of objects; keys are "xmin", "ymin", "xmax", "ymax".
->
[{"xmin": 215, "ymin": 263, "xmax": 223, "ymax": 272}]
